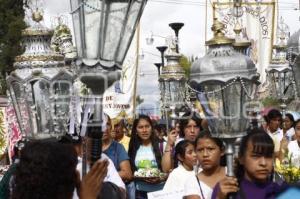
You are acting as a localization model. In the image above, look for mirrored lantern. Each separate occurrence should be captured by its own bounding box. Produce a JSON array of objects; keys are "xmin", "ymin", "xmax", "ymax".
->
[
  {"xmin": 70, "ymin": 0, "xmax": 147, "ymax": 69},
  {"xmin": 189, "ymin": 18, "xmax": 259, "ymax": 139},
  {"xmin": 7, "ymin": 11, "xmax": 74, "ymax": 139}
]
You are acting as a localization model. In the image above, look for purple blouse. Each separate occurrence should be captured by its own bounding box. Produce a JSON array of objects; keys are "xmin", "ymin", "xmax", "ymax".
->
[{"xmin": 211, "ymin": 178, "xmax": 287, "ymax": 199}]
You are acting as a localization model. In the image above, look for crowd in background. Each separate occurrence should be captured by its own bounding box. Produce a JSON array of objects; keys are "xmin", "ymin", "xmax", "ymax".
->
[{"xmin": 0, "ymin": 108, "xmax": 299, "ymax": 199}]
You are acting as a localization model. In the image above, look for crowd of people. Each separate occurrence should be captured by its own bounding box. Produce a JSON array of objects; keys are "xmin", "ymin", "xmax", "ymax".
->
[{"xmin": 0, "ymin": 108, "xmax": 300, "ymax": 199}]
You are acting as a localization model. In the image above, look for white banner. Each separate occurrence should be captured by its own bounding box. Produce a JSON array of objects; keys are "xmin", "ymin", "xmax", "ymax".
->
[
  {"xmin": 103, "ymin": 28, "xmax": 139, "ymax": 120},
  {"xmin": 211, "ymin": 1, "xmax": 276, "ymax": 89}
]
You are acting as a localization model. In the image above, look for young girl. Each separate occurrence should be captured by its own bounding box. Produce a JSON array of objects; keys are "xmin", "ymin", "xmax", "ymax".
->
[
  {"xmin": 164, "ymin": 140, "xmax": 200, "ymax": 199},
  {"xmin": 195, "ymin": 132, "xmax": 226, "ymax": 199},
  {"xmin": 128, "ymin": 115, "xmax": 164, "ymax": 199},
  {"xmin": 211, "ymin": 128, "xmax": 286, "ymax": 199},
  {"xmin": 282, "ymin": 113, "xmax": 295, "ymax": 141}
]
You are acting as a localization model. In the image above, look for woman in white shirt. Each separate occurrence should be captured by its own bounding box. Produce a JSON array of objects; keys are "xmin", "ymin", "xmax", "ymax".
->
[
  {"xmin": 282, "ymin": 113, "xmax": 295, "ymax": 141},
  {"xmin": 164, "ymin": 140, "xmax": 201, "ymax": 199},
  {"xmin": 287, "ymin": 119, "xmax": 300, "ymax": 167}
]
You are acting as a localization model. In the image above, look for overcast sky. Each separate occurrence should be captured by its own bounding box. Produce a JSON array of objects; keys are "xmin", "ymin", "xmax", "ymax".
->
[{"xmin": 42, "ymin": 0, "xmax": 300, "ymax": 115}]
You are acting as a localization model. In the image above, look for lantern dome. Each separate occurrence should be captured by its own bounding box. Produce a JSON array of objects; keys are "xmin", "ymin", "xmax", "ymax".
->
[{"xmin": 190, "ymin": 19, "xmax": 258, "ymax": 87}]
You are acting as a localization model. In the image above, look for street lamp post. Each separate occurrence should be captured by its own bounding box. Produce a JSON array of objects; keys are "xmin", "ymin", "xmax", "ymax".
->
[
  {"xmin": 190, "ymin": 19, "xmax": 259, "ymax": 183},
  {"xmin": 169, "ymin": 22, "xmax": 184, "ymax": 53},
  {"xmin": 156, "ymin": 46, "xmax": 168, "ymax": 67},
  {"xmin": 154, "ymin": 63, "xmax": 162, "ymax": 76}
]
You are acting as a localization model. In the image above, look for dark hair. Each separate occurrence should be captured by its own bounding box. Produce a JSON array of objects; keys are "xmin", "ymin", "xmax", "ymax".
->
[
  {"xmin": 236, "ymin": 128, "xmax": 274, "ymax": 180},
  {"xmin": 12, "ymin": 140, "xmax": 78, "ymax": 199},
  {"xmin": 174, "ymin": 140, "xmax": 194, "ymax": 168},
  {"xmin": 294, "ymin": 119, "xmax": 300, "ymax": 128},
  {"xmin": 179, "ymin": 112, "xmax": 202, "ymax": 138},
  {"xmin": 59, "ymin": 134, "xmax": 82, "ymax": 145},
  {"xmin": 195, "ymin": 131, "xmax": 224, "ymax": 150},
  {"xmin": 266, "ymin": 109, "xmax": 282, "ymax": 124},
  {"xmin": 128, "ymin": 115, "xmax": 162, "ymax": 171},
  {"xmin": 195, "ymin": 131, "xmax": 226, "ymax": 166},
  {"xmin": 285, "ymin": 113, "xmax": 295, "ymax": 124}
]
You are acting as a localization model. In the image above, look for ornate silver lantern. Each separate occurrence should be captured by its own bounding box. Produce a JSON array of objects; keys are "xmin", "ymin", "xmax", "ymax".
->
[
  {"xmin": 7, "ymin": 11, "xmax": 74, "ymax": 139},
  {"xmin": 189, "ymin": 18, "xmax": 259, "ymax": 177},
  {"xmin": 159, "ymin": 45, "xmax": 186, "ymax": 130},
  {"xmin": 266, "ymin": 34, "xmax": 294, "ymax": 116},
  {"xmin": 287, "ymin": 29, "xmax": 300, "ymax": 99},
  {"xmin": 70, "ymin": 0, "xmax": 148, "ymax": 124},
  {"xmin": 159, "ymin": 46, "xmax": 186, "ymax": 112}
]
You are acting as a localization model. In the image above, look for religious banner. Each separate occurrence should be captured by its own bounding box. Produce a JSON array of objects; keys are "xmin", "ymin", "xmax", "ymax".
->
[
  {"xmin": 210, "ymin": 0, "xmax": 276, "ymax": 90},
  {"xmin": 103, "ymin": 27, "xmax": 139, "ymax": 121}
]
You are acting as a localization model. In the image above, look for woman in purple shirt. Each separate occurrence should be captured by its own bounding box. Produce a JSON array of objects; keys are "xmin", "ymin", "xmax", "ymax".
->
[{"xmin": 212, "ymin": 128, "xmax": 287, "ymax": 199}]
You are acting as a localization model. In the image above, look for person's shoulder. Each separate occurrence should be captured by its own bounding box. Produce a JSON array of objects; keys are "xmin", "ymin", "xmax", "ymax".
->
[
  {"xmin": 113, "ymin": 141, "xmax": 127, "ymax": 151},
  {"xmin": 288, "ymin": 140, "xmax": 297, "ymax": 148},
  {"xmin": 101, "ymin": 153, "xmax": 112, "ymax": 162},
  {"xmin": 123, "ymin": 135, "xmax": 130, "ymax": 141}
]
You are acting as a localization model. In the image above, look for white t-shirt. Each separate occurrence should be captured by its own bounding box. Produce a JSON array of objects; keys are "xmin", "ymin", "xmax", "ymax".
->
[
  {"xmin": 196, "ymin": 180, "xmax": 213, "ymax": 199},
  {"xmin": 267, "ymin": 128, "xmax": 283, "ymax": 152},
  {"xmin": 288, "ymin": 140, "xmax": 300, "ymax": 167},
  {"xmin": 282, "ymin": 128, "xmax": 295, "ymax": 141},
  {"xmin": 73, "ymin": 153, "xmax": 125, "ymax": 199},
  {"xmin": 163, "ymin": 165, "xmax": 201, "ymax": 197}
]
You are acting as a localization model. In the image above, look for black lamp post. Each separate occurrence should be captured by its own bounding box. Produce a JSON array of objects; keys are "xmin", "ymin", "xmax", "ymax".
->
[
  {"xmin": 156, "ymin": 46, "xmax": 168, "ymax": 67},
  {"xmin": 169, "ymin": 22, "xmax": 184, "ymax": 53},
  {"xmin": 154, "ymin": 63, "xmax": 162, "ymax": 76}
]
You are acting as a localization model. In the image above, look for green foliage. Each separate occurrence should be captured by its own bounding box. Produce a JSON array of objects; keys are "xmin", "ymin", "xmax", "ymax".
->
[
  {"xmin": 179, "ymin": 55, "xmax": 192, "ymax": 77},
  {"xmin": 261, "ymin": 96, "xmax": 280, "ymax": 108},
  {"xmin": 0, "ymin": 0, "xmax": 27, "ymax": 95}
]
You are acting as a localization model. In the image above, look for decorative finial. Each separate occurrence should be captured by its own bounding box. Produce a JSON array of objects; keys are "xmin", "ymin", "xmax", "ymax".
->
[
  {"xmin": 211, "ymin": 18, "xmax": 225, "ymax": 37},
  {"xmin": 233, "ymin": 20, "xmax": 242, "ymax": 35},
  {"xmin": 32, "ymin": 8, "xmax": 43, "ymax": 23},
  {"xmin": 206, "ymin": 18, "xmax": 234, "ymax": 46}
]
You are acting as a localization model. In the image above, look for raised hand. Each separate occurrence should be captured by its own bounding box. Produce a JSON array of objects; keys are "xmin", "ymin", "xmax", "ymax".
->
[{"xmin": 80, "ymin": 159, "xmax": 109, "ymax": 199}]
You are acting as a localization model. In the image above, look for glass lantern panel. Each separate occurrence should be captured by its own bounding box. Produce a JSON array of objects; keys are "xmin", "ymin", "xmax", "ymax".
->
[
  {"xmin": 10, "ymin": 81, "xmax": 32, "ymax": 137},
  {"xmin": 70, "ymin": 0, "xmax": 147, "ymax": 66},
  {"xmin": 268, "ymin": 71, "xmax": 293, "ymax": 99},
  {"xmin": 115, "ymin": 0, "xmax": 147, "ymax": 63},
  {"xmin": 198, "ymin": 80, "xmax": 254, "ymax": 138},
  {"xmin": 29, "ymin": 79, "xmax": 53, "ymax": 138},
  {"xmin": 69, "ymin": 0, "xmax": 84, "ymax": 58},
  {"xmin": 51, "ymin": 80, "xmax": 71, "ymax": 135},
  {"xmin": 169, "ymin": 80, "xmax": 185, "ymax": 107}
]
